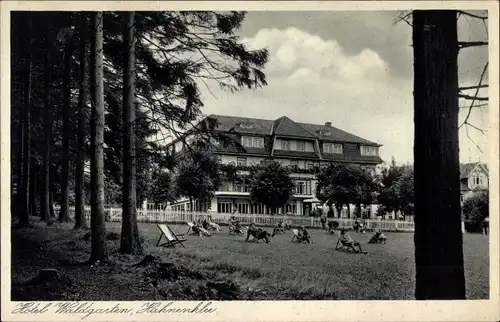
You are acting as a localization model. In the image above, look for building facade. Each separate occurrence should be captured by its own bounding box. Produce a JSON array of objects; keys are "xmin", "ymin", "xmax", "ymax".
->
[
  {"xmin": 167, "ymin": 114, "xmax": 383, "ymax": 216},
  {"xmin": 460, "ymin": 162, "xmax": 489, "ymax": 204}
]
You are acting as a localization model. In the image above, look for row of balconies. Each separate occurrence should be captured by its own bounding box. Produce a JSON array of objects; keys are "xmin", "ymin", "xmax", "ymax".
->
[{"xmin": 218, "ymin": 180, "xmax": 314, "ymax": 196}]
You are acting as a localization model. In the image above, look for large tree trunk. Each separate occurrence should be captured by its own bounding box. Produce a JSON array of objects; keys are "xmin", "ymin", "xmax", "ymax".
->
[
  {"xmin": 89, "ymin": 11, "xmax": 108, "ymax": 263},
  {"xmin": 75, "ymin": 12, "xmax": 88, "ymax": 230},
  {"xmin": 29, "ymin": 157, "xmax": 37, "ymax": 218},
  {"xmin": 335, "ymin": 204, "xmax": 342, "ymax": 218},
  {"xmin": 19, "ymin": 14, "xmax": 33, "ymax": 227},
  {"xmin": 41, "ymin": 18, "xmax": 52, "ymax": 222},
  {"xmin": 413, "ymin": 10, "xmax": 465, "ymax": 299},
  {"xmin": 59, "ymin": 25, "xmax": 74, "ymax": 223},
  {"xmin": 120, "ymin": 11, "xmax": 142, "ymax": 254}
]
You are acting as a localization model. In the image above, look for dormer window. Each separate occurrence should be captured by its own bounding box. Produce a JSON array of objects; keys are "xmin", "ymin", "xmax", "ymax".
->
[
  {"xmin": 242, "ymin": 136, "xmax": 264, "ymax": 148},
  {"xmin": 360, "ymin": 145, "xmax": 379, "ymax": 156},
  {"xmin": 319, "ymin": 130, "xmax": 332, "ymax": 136},
  {"xmin": 323, "ymin": 143, "xmax": 343, "ymax": 154},
  {"xmin": 239, "ymin": 123, "xmax": 254, "ymax": 129}
]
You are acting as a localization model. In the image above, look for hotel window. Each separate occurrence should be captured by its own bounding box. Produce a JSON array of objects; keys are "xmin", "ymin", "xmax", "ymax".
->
[
  {"xmin": 281, "ymin": 140, "xmax": 291, "ymax": 150},
  {"xmin": 237, "ymin": 157, "xmax": 247, "ymax": 167},
  {"xmin": 242, "ymin": 136, "xmax": 253, "ymax": 147},
  {"xmin": 217, "ymin": 200, "xmax": 233, "ymax": 213},
  {"xmin": 297, "ymin": 141, "xmax": 305, "ymax": 152},
  {"xmin": 237, "ymin": 203, "xmax": 249, "ymax": 214},
  {"xmin": 360, "ymin": 145, "xmax": 379, "ymax": 156},
  {"xmin": 216, "ymin": 156, "xmax": 222, "ymax": 164},
  {"xmin": 233, "ymin": 179, "xmax": 243, "ymax": 192},
  {"xmin": 307, "ymin": 162, "xmax": 314, "ymax": 170},
  {"xmin": 323, "ymin": 143, "xmax": 343, "ymax": 154},
  {"xmin": 241, "ymin": 136, "xmax": 264, "ymax": 148},
  {"xmin": 296, "ymin": 182, "xmax": 304, "ymax": 194},
  {"xmin": 290, "ymin": 160, "xmax": 299, "ymax": 169},
  {"xmin": 254, "ymin": 137, "xmax": 264, "ymax": 148}
]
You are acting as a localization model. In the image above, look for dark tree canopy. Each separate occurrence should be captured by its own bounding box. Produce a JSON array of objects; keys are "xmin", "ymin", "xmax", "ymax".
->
[
  {"xmin": 248, "ymin": 161, "xmax": 295, "ymax": 215},
  {"xmin": 174, "ymin": 146, "xmax": 222, "ymax": 209}
]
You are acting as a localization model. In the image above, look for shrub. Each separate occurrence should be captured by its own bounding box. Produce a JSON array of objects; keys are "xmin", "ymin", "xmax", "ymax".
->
[{"xmin": 462, "ymin": 191, "xmax": 488, "ymax": 233}]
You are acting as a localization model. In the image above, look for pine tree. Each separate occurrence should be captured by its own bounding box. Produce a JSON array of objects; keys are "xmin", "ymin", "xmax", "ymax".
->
[{"xmin": 413, "ymin": 10, "xmax": 466, "ymax": 299}]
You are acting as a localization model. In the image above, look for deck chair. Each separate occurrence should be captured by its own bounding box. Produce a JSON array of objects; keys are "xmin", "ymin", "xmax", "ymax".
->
[
  {"xmin": 156, "ymin": 224, "xmax": 187, "ymax": 248},
  {"xmin": 290, "ymin": 229, "xmax": 311, "ymax": 243}
]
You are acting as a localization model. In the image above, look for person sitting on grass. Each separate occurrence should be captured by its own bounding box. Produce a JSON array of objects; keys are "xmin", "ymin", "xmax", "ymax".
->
[
  {"xmin": 368, "ymin": 229, "xmax": 387, "ymax": 244},
  {"xmin": 297, "ymin": 226, "xmax": 311, "ymax": 243},
  {"xmin": 338, "ymin": 229, "xmax": 366, "ymax": 254},
  {"xmin": 359, "ymin": 220, "xmax": 367, "ymax": 234},
  {"xmin": 202, "ymin": 218, "xmax": 210, "ymax": 230},
  {"xmin": 233, "ymin": 220, "xmax": 244, "ymax": 234},
  {"xmin": 246, "ymin": 223, "xmax": 271, "ymax": 244},
  {"xmin": 191, "ymin": 221, "xmax": 203, "ymax": 236},
  {"xmin": 272, "ymin": 220, "xmax": 285, "ymax": 237},
  {"xmin": 328, "ymin": 220, "xmax": 340, "ymax": 235}
]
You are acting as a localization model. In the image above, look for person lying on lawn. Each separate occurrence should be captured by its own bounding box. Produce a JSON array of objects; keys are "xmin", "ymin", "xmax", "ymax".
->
[
  {"xmin": 297, "ymin": 226, "xmax": 311, "ymax": 243},
  {"xmin": 246, "ymin": 223, "xmax": 271, "ymax": 244},
  {"xmin": 368, "ymin": 229, "xmax": 387, "ymax": 244},
  {"xmin": 339, "ymin": 229, "xmax": 366, "ymax": 253}
]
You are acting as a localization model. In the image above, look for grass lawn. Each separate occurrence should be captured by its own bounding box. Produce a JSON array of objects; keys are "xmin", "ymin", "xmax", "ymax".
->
[{"xmin": 11, "ymin": 217, "xmax": 489, "ymax": 300}]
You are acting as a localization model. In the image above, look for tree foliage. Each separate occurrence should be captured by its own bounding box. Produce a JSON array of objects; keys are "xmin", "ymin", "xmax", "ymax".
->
[
  {"xmin": 462, "ymin": 190, "xmax": 488, "ymax": 231},
  {"xmin": 316, "ymin": 163, "xmax": 375, "ymax": 218},
  {"xmin": 248, "ymin": 161, "xmax": 295, "ymax": 215},
  {"xmin": 376, "ymin": 159, "xmax": 414, "ymax": 218},
  {"xmin": 174, "ymin": 146, "xmax": 222, "ymax": 210}
]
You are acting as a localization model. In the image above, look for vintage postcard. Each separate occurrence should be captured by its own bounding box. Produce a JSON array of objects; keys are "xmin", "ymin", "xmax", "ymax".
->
[{"xmin": 1, "ymin": 1, "xmax": 499, "ymax": 321}]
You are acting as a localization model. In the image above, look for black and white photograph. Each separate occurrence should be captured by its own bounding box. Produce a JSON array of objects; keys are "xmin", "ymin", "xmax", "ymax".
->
[{"xmin": 2, "ymin": 1, "xmax": 499, "ymax": 321}]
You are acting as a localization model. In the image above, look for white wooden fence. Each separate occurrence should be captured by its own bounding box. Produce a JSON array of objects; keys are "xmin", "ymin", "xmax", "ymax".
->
[{"xmin": 56, "ymin": 206, "xmax": 415, "ymax": 232}]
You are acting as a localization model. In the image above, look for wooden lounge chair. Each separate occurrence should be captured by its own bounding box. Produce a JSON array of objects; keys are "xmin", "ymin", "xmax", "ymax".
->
[
  {"xmin": 290, "ymin": 229, "xmax": 311, "ymax": 243},
  {"xmin": 156, "ymin": 224, "xmax": 187, "ymax": 248}
]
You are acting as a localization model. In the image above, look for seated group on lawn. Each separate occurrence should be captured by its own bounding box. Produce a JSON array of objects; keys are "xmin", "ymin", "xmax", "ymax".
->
[
  {"xmin": 272, "ymin": 220, "xmax": 290, "ymax": 237},
  {"xmin": 190, "ymin": 220, "xmax": 212, "ymax": 237},
  {"xmin": 246, "ymin": 223, "xmax": 271, "ymax": 244}
]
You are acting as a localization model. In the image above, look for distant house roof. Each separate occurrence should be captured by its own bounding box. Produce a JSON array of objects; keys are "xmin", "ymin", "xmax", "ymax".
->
[
  {"xmin": 208, "ymin": 114, "xmax": 381, "ymax": 146},
  {"xmin": 460, "ymin": 162, "xmax": 488, "ymax": 179}
]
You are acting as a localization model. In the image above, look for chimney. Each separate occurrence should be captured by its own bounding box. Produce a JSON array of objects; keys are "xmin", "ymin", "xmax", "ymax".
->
[{"xmin": 325, "ymin": 122, "xmax": 332, "ymax": 127}]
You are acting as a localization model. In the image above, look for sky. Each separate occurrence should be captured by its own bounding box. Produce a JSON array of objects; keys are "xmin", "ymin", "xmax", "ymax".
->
[{"xmin": 197, "ymin": 11, "xmax": 489, "ymax": 165}]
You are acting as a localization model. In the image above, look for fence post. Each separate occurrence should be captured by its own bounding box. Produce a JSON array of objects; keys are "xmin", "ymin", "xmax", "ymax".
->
[{"xmin": 310, "ymin": 217, "xmax": 313, "ymax": 227}]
